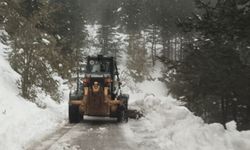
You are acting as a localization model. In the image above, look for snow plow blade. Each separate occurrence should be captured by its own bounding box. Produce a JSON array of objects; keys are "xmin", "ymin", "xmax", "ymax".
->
[{"xmin": 127, "ymin": 109, "xmax": 143, "ymax": 119}]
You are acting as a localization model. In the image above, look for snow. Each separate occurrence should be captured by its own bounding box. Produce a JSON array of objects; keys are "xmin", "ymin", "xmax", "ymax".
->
[
  {"xmin": 84, "ymin": 24, "xmax": 128, "ymax": 57},
  {"xmin": 42, "ymin": 38, "xmax": 50, "ymax": 45},
  {"xmin": 85, "ymin": 24, "xmax": 102, "ymax": 55},
  {"xmin": 0, "ymin": 38, "xmax": 68, "ymax": 150},
  {"xmin": 0, "ymin": 2, "xmax": 7, "ymax": 6},
  {"xmin": 117, "ymin": 7, "xmax": 122, "ymax": 12},
  {"xmin": 120, "ymin": 60, "xmax": 166, "ymax": 103},
  {"xmin": 56, "ymin": 34, "xmax": 61, "ymax": 40},
  {"xmin": 0, "ymin": 24, "xmax": 250, "ymax": 150},
  {"xmin": 117, "ymin": 43, "xmax": 250, "ymax": 150},
  {"xmin": 123, "ymin": 78, "xmax": 250, "ymax": 150}
]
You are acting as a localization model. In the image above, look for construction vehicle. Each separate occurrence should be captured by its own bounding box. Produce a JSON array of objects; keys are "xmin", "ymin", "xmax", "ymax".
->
[{"xmin": 68, "ymin": 55, "xmax": 129, "ymax": 123}]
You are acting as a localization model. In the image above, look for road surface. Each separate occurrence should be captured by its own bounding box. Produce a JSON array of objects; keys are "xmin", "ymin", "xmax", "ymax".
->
[{"xmin": 27, "ymin": 117, "xmax": 140, "ymax": 150}]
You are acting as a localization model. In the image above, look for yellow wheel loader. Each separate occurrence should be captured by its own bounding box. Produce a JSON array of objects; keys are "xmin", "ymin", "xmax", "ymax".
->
[{"xmin": 68, "ymin": 55, "xmax": 129, "ymax": 123}]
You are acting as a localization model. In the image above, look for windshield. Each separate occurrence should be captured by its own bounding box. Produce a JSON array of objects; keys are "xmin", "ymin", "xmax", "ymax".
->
[{"xmin": 88, "ymin": 59, "xmax": 111, "ymax": 73}]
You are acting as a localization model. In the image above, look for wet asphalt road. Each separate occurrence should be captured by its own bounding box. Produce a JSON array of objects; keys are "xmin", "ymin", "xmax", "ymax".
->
[{"xmin": 27, "ymin": 117, "xmax": 137, "ymax": 150}]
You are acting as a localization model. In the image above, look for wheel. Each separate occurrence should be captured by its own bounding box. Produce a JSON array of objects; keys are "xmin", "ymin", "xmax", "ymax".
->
[
  {"xmin": 117, "ymin": 110, "xmax": 128, "ymax": 123},
  {"xmin": 68, "ymin": 104, "xmax": 81, "ymax": 123},
  {"xmin": 117, "ymin": 105, "xmax": 128, "ymax": 123},
  {"xmin": 79, "ymin": 113, "xmax": 84, "ymax": 121}
]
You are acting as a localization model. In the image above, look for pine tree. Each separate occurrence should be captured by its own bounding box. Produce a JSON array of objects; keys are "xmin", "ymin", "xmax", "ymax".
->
[
  {"xmin": 6, "ymin": 1, "xmax": 61, "ymax": 103},
  {"xmin": 119, "ymin": 0, "xmax": 149, "ymax": 82},
  {"xmin": 1, "ymin": 0, "xmax": 63, "ymax": 104},
  {"xmin": 127, "ymin": 33, "xmax": 149, "ymax": 82},
  {"xmin": 46, "ymin": 0, "xmax": 87, "ymax": 78},
  {"xmin": 97, "ymin": 0, "xmax": 120, "ymax": 57},
  {"xmin": 145, "ymin": 25, "xmax": 161, "ymax": 66},
  {"xmin": 168, "ymin": 0, "xmax": 250, "ymax": 129}
]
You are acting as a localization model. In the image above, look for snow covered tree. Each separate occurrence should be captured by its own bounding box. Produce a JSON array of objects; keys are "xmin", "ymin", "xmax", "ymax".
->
[
  {"xmin": 168, "ymin": 0, "xmax": 250, "ymax": 130},
  {"xmin": 145, "ymin": 25, "xmax": 161, "ymax": 66},
  {"xmin": 1, "ymin": 0, "xmax": 88, "ymax": 103},
  {"xmin": 5, "ymin": 1, "xmax": 62, "ymax": 103},
  {"xmin": 126, "ymin": 33, "xmax": 149, "ymax": 82},
  {"xmin": 97, "ymin": 0, "xmax": 121, "ymax": 57},
  {"xmin": 119, "ymin": 0, "xmax": 150, "ymax": 82},
  {"xmin": 46, "ymin": 0, "xmax": 87, "ymax": 78}
]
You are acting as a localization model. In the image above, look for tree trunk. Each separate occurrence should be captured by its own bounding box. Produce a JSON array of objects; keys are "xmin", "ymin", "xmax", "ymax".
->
[
  {"xmin": 232, "ymin": 99, "xmax": 238, "ymax": 123},
  {"xmin": 162, "ymin": 38, "xmax": 167, "ymax": 58},
  {"xmin": 221, "ymin": 97, "xmax": 228, "ymax": 129},
  {"xmin": 174, "ymin": 36, "xmax": 177, "ymax": 61},
  {"xmin": 22, "ymin": 49, "xmax": 32, "ymax": 99},
  {"xmin": 151, "ymin": 25, "xmax": 157, "ymax": 66},
  {"xmin": 169, "ymin": 39, "xmax": 173, "ymax": 60},
  {"xmin": 21, "ymin": 71, "xmax": 29, "ymax": 99},
  {"xmin": 180, "ymin": 36, "xmax": 183, "ymax": 61},
  {"xmin": 167, "ymin": 39, "xmax": 170, "ymax": 60}
]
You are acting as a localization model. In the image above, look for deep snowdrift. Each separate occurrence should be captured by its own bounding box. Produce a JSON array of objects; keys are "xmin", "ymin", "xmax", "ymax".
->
[
  {"xmin": 123, "ymin": 80, "xmax": 250, "ymax": 150},
  {"xmin": 0, "ymin": 40, "xmax": 68, "ymax": 150}
]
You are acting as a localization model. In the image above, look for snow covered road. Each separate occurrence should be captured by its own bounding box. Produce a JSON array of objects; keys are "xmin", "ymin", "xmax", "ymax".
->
[
  {"xmin": 27, "ymin": 95, "xmax": 250, "ymax": 150},
  {"xmin": 28, "ymin": 118, "xmax": 139, "ymax": 150}
]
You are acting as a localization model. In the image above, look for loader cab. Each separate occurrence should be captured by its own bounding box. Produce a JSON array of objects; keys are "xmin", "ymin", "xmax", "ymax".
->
[
  {"xmin": 86, "ymin": 55, "xmax": 114, "ymax": 74},
  {"xmin": 84, "ymin": 55, "xmax": 120, "ymax": 99}
]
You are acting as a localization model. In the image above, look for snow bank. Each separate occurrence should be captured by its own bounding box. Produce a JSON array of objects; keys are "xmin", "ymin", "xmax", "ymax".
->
[
  {"xmin": 0, "ymin": 40, "xmax": 68, "ymax": 150},
  {"xmin": 123, "ymin": 80, "xmax": 250, "ymax": 150},
  {"xmin": 120, "ymin": 60, "xmax": 166, "ymax": 103}
]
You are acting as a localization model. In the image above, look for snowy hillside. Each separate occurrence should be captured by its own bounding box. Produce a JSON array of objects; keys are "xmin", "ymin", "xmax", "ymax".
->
[{"xmin": 0, "ymin": 41, "xmax": 68, "ymax": 150}]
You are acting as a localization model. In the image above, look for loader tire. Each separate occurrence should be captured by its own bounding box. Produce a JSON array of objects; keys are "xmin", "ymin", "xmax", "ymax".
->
[
  {"xmin": 69, "ymin": 105, "xmax": 81, "ymax": 123},
  {"xmin": 79, "ymin": 114, "xmax": 84, "ymax": 121},
  {"xmin": 117, "ymin": 105, "xmax": 128, "ymax": 123}
]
